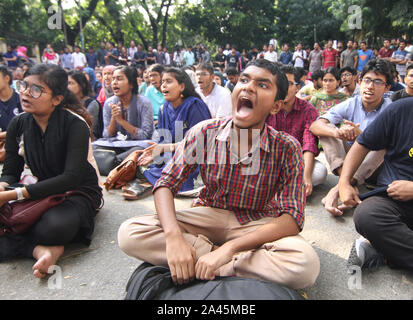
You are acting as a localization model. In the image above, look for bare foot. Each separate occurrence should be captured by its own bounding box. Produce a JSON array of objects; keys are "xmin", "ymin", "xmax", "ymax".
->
[
  {"xmin": 322, "ymin": 185, "xmax": 344, "ymax": 216},
  {"xmin": 32, "ymin": 245, "xmax": 64, "ymax": 279}
]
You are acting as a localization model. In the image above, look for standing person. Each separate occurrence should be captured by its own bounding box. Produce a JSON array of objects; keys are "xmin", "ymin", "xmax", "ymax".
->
[
  {"xmin": 105, "ymin": 42, "xmax": 119, "ymax": 66},
  {"xmin": 60, "ymin": 47, "xmax": 73, "ymax": 70},
  {"xmin": 322, "ymin": 40, "xmax": 338, "ymax": 69},
  {"xmin": 120, "ymin": 67, "xmax": 212, "ymax": 199},
  {"xmin": 163, "ymin": 47, "xmax": 171, "ymax": 66},
  {"xmin": 264, "ymin": 44, "xmax": 278, "ymax": 63},
  {"xmin": 308, "ymin": 42, "xmax": 323, "ymax": 73},
  {"xmin": 0, "ymin": 66, "xmax": 22, "ymax": 145},
  {"xmin": 118, "ymin": 59, "xmax": 320, "ymax": 289},
  {"xmin": 97, "ymin": 65, "xmax": 115, "ymax": 107},
  {"xmin": 267, "ymin": 65, "xmax": 327, "ymax": 197},
  {"xmin": 310, "ymin": 59, "xmax": 393, "ymax": 216},
  {"xmin": 42, "ymin": 44, "xmax": 59, "ymax": 65},
  {"xmin": 156, "ymin": 44, "xmax": 165, "ymax": 65},
  {"xmin": 292, "ymin": 43, "xmax": 307, "ymax": 69},
  {"xmin": 72, "ymin": 46, "xmax": 87, "ymax": 69},
  {"xmin": 258, "ymin": 44, "xmax": 268, "ymax": 59},
  {"xmin": 357, "ymin": 41, "xmax": 375, "ymax": 73},
  {"xmin": 94, "ymin": 66, "xmax": 154, "ymax": 154},
  {"xmin": 133, "ymin": 44, "xmax": 147, "ymax": 69},
  {"xmin": 3, "ymin": 45, "xmax": 18, "ymax": 68},
  {"xmin": 144, "ymin": 64, "xmax": 165, "ymax": 124},
  {"xmin": 201, "ymin": 45, "xmax": 211, "ymax": 63},
  {"xmin": 279, "ymin": 44, "xmax": 293, "ymax": 65},
  {"xmin": 223, "ymin": 43, "xmax": 231, "ymax": 56},
  {"xmin": 86, "ymin": 47, "xmax": 98, "ymax": 70},
  {"xmin": 339, "ymin": 97, "xmax": 413, "ymax": 272},
  {"xmin": 390, "ymin": 39, "xmax": 409, "ymax": 82},
  {"xmin": 183, "ymin": 46, "xmax": 195, "ymax": 67},
  {"xmin": 146, "ymin": 46, "xmax": 156, "ymax": 67},
  {"xmin": 128, "ymin": 41, "xmax": 138, "ymax": 63},
  {"xmin": 0, "ymin": 64, "xmax": 103, "ymax": 278},
  {"xmin": 309, "ymin": 67, "xmax": 348, "ymax": 115},
  {"xmin": 340, "ymin": 40, "xmax": 358, "ymax": 69},
  {"xmin": 225, "ymin": 46, "xmax": 241, "ymax": 72},
  {"xmin": 195, "ymin": 63, "xmax": 232, "ymax": 118},
  {"xmin": 378, "ymin": 39, "xmax": 394, "ymax": 60},
  {"xmin": 96, "ymin": 41, "xmax": 108, "ymax": 67},
  {"xmin": 214, "ymin": 47, "xmax": 226, "ymax": 69},
  {"xmin": 68, "ymin": 70, "xmax": 103, "ymax": 140}
]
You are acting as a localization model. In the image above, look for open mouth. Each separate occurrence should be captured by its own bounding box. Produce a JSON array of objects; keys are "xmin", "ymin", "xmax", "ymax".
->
[
  {"xmin": 236, "ymin": 96, "xmax": 254, "ymax": 117},
  {"xmin": 363, "ymin": 91, "xmax": 374, "ymax": 97}
]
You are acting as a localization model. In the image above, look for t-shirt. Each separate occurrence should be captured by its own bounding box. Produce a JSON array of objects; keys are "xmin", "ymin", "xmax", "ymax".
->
[
  {"xmin": 357, "ymin": 49, "xmax": 374, "ymax": 72},
  {"xmin": 308, "ymin": 50, "xmax": 322, "ymax": 72},
  {"xmin": 133, "ymin": 51, "xmax": 147, "ymax": 67},
  {"xmin": 144, "ymin": 85, "xmax": 165, "ymax": 120},
  {"xmin": 0, "ymin": 90, "xmax": 22, "ymax": 131},
  {"xmin": 378, "ymin": 47, "xmax": 394, "ymax": 58},
  {"xmin": 391, "ymin": 49, "xmax": 409, "ymax": 76},
  {"xmin": 264, "ymin": 51, "xmax": 278, "ymax": 63},
  {"xmin": 72, "ymin": 52, "xmax": 87, "ymax": 69},
  {"xmin": 341, "ymin": 49, "xmax": 358, "ymax": 69},
  {"xmin": 196, "ymin": 83, "xmax": 233, "ymax": 118},
  {"xmin": 322, "ymin": 49, "xmax": 338, "ymax": 69},
  {"xmin": 390, "ymin": 88, "xmax": 413, "ymax": 102},
  {"xmin": 86, "ymin": 53, "xmax": 98, "ymax": 69},
  {"xmin": 183, "ymin": 51, "xmax": 195, "ymax": 66},
  {"xmin": 356, "ymin": 97, "xmax": 413, "ymax": 186},
  {"xmin": 3, "ymin": 51, "xmax": 18, "ymax": 68},
  {"xmin": 226, "ymin": 53, "xmax": 240, "ymax": 69}
]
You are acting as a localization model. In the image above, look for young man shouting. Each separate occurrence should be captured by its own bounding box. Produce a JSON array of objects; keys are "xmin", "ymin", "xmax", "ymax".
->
[{"xmin": 118, "ymin": 59, "xmax": 320, "ymax": 289}]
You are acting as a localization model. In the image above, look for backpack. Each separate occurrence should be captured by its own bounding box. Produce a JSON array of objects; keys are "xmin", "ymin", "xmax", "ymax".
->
[{"xmin": 125, "ymin": 262, "xmax": 304, "ymax": 300}]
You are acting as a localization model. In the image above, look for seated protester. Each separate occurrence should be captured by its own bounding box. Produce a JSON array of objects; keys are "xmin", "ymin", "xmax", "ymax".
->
[
  {"xmin": 93, "ymin": 66, "xmax": 153, "ymax": 160},
  {"xmin": 384, "ymin": 65, "xmax": 406, "ymax": 99},
  {"xmin": 267, "ymin": 65, "xmax": 327, "ymax": 197},
  {"xmin": 144, "ymin": 64, "xmax": 166, "ymax": 125},
  {"xmin": 391, "ymin": 64, "xmax": 413, "ymax": 101},
  {"xmin": 338, "ymin": 97, "xmax": 413, "ymax": 272},
  {"xmin": 94, "ymin": 71, "xmax": 103, "ymax": 97},
  {"xmin": 195, "ymin": 62, "xmax": 232, "ymax": 118},
  {"xmin": 0, "ymin": 64, "xmax": 103, "ymax": 277},
  {"xmin": 118, "ymin": 59, "xmax": 320, "ymax": 289},
  {"xmin": 310, "ymin": 67, "xmax": 348, "ymax": 115},
  {"xmin": 139, "ymin": 69, "xmax": 150, "ymax": 96},
  {"xmin": 213, "ymin": 70, "xmax": 226, "ymax": 87},
  {"xmin": 224, "ymin": 68, "xmax": 239, "ymax": 93},
  {"xmin": 297, "ymin": 69, "xmax": 324, "ymax": 101},
  {"xmin": 121, "ymin": 67, "xmax": 211, "ymax": 199},
  {"xmin": 83, "ymin": 67, "xmax": 101, "ymax": 98},
  {"xmin": 339, "ymin": 67, "xmax": 360, "ymax": 97},
  {"xmin": 68, "ymin": 70, "xmax": 103, "ymax": 140},
  {"xmin": 310, "ymin": 59, "xmax": 393, "ymax": 216},
  {"xmin": 96, "ymin": 65, "xmax": 115, "ymax": 107},
  {"xmin": 0, "ymin": 66, "xmax": 23, "ymax": 146}
]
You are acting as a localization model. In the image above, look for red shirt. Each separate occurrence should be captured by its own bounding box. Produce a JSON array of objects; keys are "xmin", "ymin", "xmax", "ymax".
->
[
  {"xmin": 322, "ymin": 48, "xmax": 338, "ymax": 68},
  {"xmin": 153, "ymin": 118, "xmax": 306, "ymax": 230},
  {"xmin": 266, "ymin": 98, "xmax": 320, "ymax": 156},
  {"xmin": 378, "ymin": 47, "xmax": 394, "ymax": 58}
]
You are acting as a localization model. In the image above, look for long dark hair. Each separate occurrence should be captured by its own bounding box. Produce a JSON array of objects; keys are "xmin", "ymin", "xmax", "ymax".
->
[
  {"xmin": 163, "ymin": 67, "xmax": 202, "ymax": 100},
  {"xmin": 114, "ymin": 66, "xmax": 139, "ymax": 94},
  {"xmin": 26, "ymin": 64, "xmax": 93, "ymax": 135},
  {"xmin": 68, "ymin": 69, "xmax": 91, "ymax": 98}
]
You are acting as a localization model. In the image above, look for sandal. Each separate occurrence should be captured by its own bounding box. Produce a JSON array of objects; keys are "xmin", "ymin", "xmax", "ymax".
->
[{"xmin": 122, "ymin": 180, "xmax": 153, "ymax": 200}]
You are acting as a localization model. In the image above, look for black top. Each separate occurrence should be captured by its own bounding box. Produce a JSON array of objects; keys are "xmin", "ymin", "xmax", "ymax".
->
[
  {"xmin": 0, "ymin": 107, "xmax": 102, "ymax": 207},
  {"xmin": 357, "ymin": 97, "xmax": 413, "ymax": 187},
  {"xmin": 390, "ymin": 88, "xmax": 413, "ymax": 102},
  {"xmin": 0, "ymin": 90, "xmax": 22, "ymax": 131}
]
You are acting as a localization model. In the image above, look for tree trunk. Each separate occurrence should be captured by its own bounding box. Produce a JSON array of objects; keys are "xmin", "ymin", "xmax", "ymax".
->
[{"xmin": 161, "ymin": 0, "xmax": 173, "ymax": 48}]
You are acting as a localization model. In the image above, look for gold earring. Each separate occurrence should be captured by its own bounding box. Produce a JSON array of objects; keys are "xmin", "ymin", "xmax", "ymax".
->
[{"xmin": 180, "ymin": 93, "xmax": 184, "ymax": 98}]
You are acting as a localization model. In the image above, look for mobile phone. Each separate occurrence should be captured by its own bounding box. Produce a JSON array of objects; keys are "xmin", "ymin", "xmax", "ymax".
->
[{"xmin": 5, "ymin": 183, "xmax": 25, "ymax": 190}]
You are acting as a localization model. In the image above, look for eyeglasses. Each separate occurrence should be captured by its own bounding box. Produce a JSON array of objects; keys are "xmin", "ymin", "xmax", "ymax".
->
[
  {"xmin": 288, "ymin": 81, "xmax": 298, "ymax": 87},
  {"xmin": 341, "ymin": 73, "xmax": 353, "ymax": 78},
  {"xmin": 362, "ymin": 77, "xmax": 386, "ymax": 87},
  {"xmin": 16, "ymin": 80, "xmax": 50, "ymax": 99},
  {"xmin": 195, "ymin": 72, "xmax": 210, "ymax": 77}
]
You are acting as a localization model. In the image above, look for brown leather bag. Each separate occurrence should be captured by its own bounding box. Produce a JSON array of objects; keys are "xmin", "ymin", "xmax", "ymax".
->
[{"xmin": 104, "ymin": 151, "xmax": 140, "ymax": 191}]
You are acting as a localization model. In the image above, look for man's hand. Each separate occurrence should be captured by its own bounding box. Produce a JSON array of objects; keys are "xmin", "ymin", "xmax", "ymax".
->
[
  {"xmin": 165, "ymin": 234, "xmax": 196, "ymax": 285},
  {"xmin": 387, "ymin": 180, "xmax": 413, "ymax": 202},
  {"xmin": 338, "ymin": 181, "xmax": 361, "ymax": 208},
  {"xmin": 304, "ymin": 175, "xmax": 313, "ymax": 197},
  {"xmin": 195, "ymin": 242, "xmax": 235, "ymax": 281},
  {"xmin": 336, "ymin": 121, "xmax": 362, "ymax": 142}
]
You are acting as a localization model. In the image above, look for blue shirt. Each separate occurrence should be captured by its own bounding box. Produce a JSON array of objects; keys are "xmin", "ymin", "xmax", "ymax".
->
[
  {"xmin": 3, "ymin": 51, "xmax": 18, "ymax": 68},
  {"xmin": 86, "ymin": 52, "xmax": 98, "ymax": 69},
  {"xmin": 60, "ymin": 53, "xmax": 73, "ymax": 69},
  {"xmin": 357, "ymin": 49, "xmax": 374, "ymax": 71},
  {"xmin": 279, "ymin": 52, "xmax": 293, "ymax": 65},
  {"xmin": 357, "ymin": 97, "xmax": 413, "ymax": 187},
  {"xmin": 0, "ymin": 91, "xmax": 22, "ymax": 131},
  {"xmin": 183, "ymin": 51, "xmax": 195, "ymax": 66}
]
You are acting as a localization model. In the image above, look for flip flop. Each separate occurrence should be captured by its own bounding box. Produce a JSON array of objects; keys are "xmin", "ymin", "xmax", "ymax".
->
[{"xmin": 122, "ymin": 180, "xmax": 152, "ymax": 200}]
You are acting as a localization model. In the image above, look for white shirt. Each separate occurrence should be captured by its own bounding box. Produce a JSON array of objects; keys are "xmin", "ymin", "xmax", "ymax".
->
[
  {"xmin": 196, "ymin": 83, "xmax": 233, "ymax": 118},
  {"xmin": 264, "ymin": 51, "xmax": 278, "ymax": 63},
  {"xmin": 72, "ymin": 52, "xmax": 87, "ymax": 68},
  {"xmin": 293, "ymin": 50, "xmax": 307, "ymax": 68}
]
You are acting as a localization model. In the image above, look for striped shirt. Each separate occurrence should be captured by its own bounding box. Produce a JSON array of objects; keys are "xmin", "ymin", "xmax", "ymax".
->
[{"xmin": 153, "ymin": 118, "xmax": 306, "ymax": 230}]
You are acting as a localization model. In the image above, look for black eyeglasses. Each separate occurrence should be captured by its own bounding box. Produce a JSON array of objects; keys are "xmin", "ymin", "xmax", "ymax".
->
[
  {"xmin": 362, "ymin": 77, "xmax": 386, "ymax": 87},
  {"xmin": 16, "ymin": 80, "xmax": 51, "ymax": 99}
]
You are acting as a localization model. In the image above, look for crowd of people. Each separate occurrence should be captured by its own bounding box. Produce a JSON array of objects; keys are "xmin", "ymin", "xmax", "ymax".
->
[{"xmin": 0, "ymin": 35, "xmax": 412, "ymax": 294}]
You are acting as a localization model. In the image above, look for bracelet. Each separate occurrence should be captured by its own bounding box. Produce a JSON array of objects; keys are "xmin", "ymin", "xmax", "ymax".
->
[{"xmin": 15, "ymin": 187, "xmax": 25, "ymax": 201}]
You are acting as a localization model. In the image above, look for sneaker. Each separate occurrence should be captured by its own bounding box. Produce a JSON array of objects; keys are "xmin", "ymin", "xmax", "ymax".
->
[{"xmin": 347, "ymin": 237, "xmax": 385, "ymax": 272}]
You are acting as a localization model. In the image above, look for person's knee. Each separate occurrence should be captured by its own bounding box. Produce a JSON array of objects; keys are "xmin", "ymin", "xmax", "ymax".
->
[
  {"xmin": 353, "ymin": 200, "xmax": 377, "ymax": 236},
  {"xmin": 118, "ymin": 219, "xmax": 137, "ymax": 256},
  {"xmin": 32, "ymin": 214, "xmax": 79, "ymax": 245},
  {"xmin": 312, "ymin": 161, "xmax": 328, "ymax": 186}
]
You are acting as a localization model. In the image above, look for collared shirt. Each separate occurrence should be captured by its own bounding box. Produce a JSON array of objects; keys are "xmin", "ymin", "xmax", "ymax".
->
[
  {"xmin": 153, "ymin": 118, "xmax": 306, "ymax": 230},
  {"xmin": 144, "ymin": 86, "xmax": 165, "ymax": 121},
  {"xmin": 339, "ymin": 83, "xmax": 361, "ymax": 97},
  {"xmin": 266, "ymin": 98, "xmax": 320, "ymax": 156},
  {"xmin": 279, "ymin": 51, "xmax": 293, "ymax": 65},
  {"xmin": 320, "ymin": 95, "xmax": 392, "ymax": 132},
  {"xmin": 196, "ymin": 83, "xmax": 233, "ymax": 118}
]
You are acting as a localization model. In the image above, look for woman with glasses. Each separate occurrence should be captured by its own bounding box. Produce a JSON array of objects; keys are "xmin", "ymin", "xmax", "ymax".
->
[
  {"xmin": 310, "ymin": 67, "xmax": 348, "ymax": 115},
  {"xmin": 0, "ymin": 64, "xmax": 103, "ymax": 278},
  {"xmin": 117, "ymin": 67, "xmax": 211, "ymax": 200}
]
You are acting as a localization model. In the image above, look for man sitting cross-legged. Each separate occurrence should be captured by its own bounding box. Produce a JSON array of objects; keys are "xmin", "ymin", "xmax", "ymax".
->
[
  {"xmin": 118, "ymin": 59, "xmax": 320, "ymax": 290},
  {"xmin": 339, "ymin": 97, "xmax": 413, "ymax": 272},
  {"xmin": 309, "ymin": 59, "xmax": 393, "ymax": 216}
]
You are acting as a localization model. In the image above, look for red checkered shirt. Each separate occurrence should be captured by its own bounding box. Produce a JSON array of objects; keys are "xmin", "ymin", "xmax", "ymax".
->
[
  {"xmin": 153, "ymin": 118, "xmax": 306, "ymax": 230},
  {"xmin": 266, "ymin": 98, "xmax": 320, "ymax": 156}
]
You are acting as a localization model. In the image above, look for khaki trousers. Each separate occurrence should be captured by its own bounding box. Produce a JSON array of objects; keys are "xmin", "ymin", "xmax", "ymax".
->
[
  {"xmin": 118, "ymin": 206, "xmax": 320, "ymax": 290},
  {"xmin": 320, "ymin": 131, "xmax": 385, "ymax": 185}
]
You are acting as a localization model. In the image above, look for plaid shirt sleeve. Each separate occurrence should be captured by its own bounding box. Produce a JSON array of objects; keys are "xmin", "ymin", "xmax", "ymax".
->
[
  {"xmin": 301, "ymin": 104, "xmax": 320, "ymax": 156},
  {"xmin": 277, "ymin": 135, "xmax": 306, "ymax": 230},
  {"xmin": 153, "ymin": 122, "xmax": 205, "ymax": 196}
]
